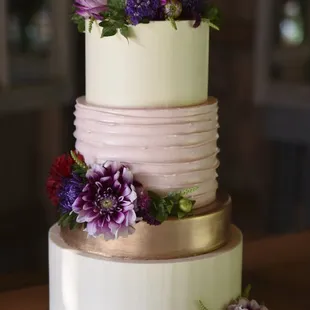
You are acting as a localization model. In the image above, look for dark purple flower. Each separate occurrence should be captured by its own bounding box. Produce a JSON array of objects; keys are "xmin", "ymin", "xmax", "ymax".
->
[
  {"xmin": 126, "ymin": 0, "xmax": 161, "ymax": 25},
  {"xmin": 72, "ymin": 162, "xmax": 137, "ymax": 240},
  {"xmin": 58, "ymin": 174, "xmax": 84, "ymax": 213},
  {"xmin": 135, "ymin": 184, "xmax": 160, "ymax": 226},
  {"xmin": 181, "ymin": 0, "xmax": 205, "ymax": 26},
  {"xmin": 227, "ymin": 299, "xmax": 268, "ymax": 310},
  {"xmin": 74, "ymin": 0, "xmax": 107, "ymax": 19},
  {"xmin": 181, "ymin": 0, "xmax": 198, "ymax": 10}
]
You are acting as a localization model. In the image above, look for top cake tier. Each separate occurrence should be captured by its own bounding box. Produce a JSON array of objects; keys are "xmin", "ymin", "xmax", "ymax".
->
[{"xmin": 86, "ymin": 21, "xmax": 210, "ymax": 108}]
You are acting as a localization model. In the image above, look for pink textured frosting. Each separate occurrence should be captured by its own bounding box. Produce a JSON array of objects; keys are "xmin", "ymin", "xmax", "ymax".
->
[{"xmin": 74, "ymin": 97, "xmax": 219, "ymax": 208}]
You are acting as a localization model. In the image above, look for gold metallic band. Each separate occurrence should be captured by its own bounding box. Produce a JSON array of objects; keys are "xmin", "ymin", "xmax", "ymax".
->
[{"xmin": 61, "ymin": 191, "xmax": 231, "ymax": 260}]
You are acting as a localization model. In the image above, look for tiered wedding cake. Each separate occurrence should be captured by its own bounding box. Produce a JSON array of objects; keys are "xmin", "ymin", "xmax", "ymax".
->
[{"xmin": 48, "ymin": 2, "xmax": 245, "ymax": 310}]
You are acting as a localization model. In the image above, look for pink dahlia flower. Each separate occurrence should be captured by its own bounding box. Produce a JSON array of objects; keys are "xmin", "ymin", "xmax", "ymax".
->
[{"xmin": 72, "ymin": 162, "xmax": 137, "ymax": 240}]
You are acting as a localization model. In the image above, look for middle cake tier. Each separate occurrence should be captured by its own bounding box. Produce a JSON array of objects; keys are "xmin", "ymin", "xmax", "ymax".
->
[{"xmin": 74, "ymin": 97, "xmax": 219, "ymax": 209}]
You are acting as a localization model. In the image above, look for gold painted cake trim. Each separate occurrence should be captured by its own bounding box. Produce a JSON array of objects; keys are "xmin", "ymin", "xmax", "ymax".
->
[{"xmin": 61, "ymin": 192, "xmax": 231, "ymax": 260}]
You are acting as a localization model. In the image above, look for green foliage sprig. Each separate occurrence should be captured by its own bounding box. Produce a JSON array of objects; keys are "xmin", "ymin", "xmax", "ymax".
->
[
  {"xmin": 99, "ymin": 0, "xmax": 130, "ymax": 38},
  {"xmin": 71, "ymin": 6, "xmax": 86, "ymax": 33},
  {"xmin": 198, "ymin": 300, "xmax": 208, "ymax": 310},
  {"xmin": 148, "ymin": 187, "xmax": 197, "ymax": 223},
  {"xmin": 203, "ymin": 5, "xmax": 220, "ymax": 30},
  {"xmin": 70, "ymin": 150, "xmax": 88, "ymax": 178},
  {"xmin": 58, "ymin": 212, "xmax": 84, "ymax": 230},
  {"xmin": 88, "ymin": 16, "xmax": 96, "ymax": 32}
]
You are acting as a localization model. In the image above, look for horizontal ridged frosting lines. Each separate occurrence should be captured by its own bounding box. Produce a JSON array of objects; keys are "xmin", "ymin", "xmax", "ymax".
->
[{"xmin": 74, "ymin": 97, "xmax": 219, "ymax": 208}]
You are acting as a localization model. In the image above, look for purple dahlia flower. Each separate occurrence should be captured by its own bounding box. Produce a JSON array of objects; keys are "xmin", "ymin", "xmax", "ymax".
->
[
  {"xmin": 135, "ymin": 184, "xmax": 160, "ymax": 226},
  {"xmin": 72, "ymin": 162, "xmax": 137, "ymax": 240},
  {"xmin": 126, "ymin": 0, "xmax": 161, "ymax": 25},
  {"xmin": 227, "ymin": 299, "xmax": 268, "ymax": 310},
  {"xmin": 74, "ymin": 0, "xmax": 107, "ymax": 19},
  {"xmin": 58, "ymin": 174, "xmax": 84, "ymax": 213}
]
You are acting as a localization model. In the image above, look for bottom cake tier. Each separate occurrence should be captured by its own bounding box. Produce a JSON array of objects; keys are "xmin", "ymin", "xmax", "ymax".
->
[{"xmin": 49, "ymin": 224, "xmax": 243, "ymax": 310}]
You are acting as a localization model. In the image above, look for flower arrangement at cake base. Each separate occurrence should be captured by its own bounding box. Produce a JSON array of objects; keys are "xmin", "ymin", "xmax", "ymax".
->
[
  {"xmin": 46, "ymin": 151, "xmax": 197, "ymax": 240},
  {"xmin": 199, "ymin": 286, "xmax": 269, "ymax": 310}
]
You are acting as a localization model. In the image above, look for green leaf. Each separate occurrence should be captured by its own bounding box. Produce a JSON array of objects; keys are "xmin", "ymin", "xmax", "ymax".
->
[
  {"xmin": 101, "ymin": 25, "xmax": 118, "ymax": 37},
  {"xmin": 58, "ymin": 213, "xmax": 70, "ymax": 227},
  {"xmin": 177, "ymin": 186, "xmax": 199, "ymax": 196},
  {"xmin": 155, "ymin": 211, "xmax": 169, "ymax": 223},
  {"xmin": 69, "ymin": 218, "xmax": 81, "ymax": 230},
  {"xmin": 108, "ymin": 0, "xmax": 126, "ymax": 10},
  {"xmin": 58, "ymin": 212, "xmax": 80, "ymax": 230},
  {"xmin": 201, "ymin": 4, "xmax": 220, "ymax": 30},
  {"xmin": 177, "ymin": 211, "xmax": 186, "ymax": 219},
  {"xmin": 165, "ymin": 201, "xmax": 174, "ymax": 214},
  {"xmin": 166, "ymin": 191, "xmax": 181, "ymax": 199},
  {"xmin": 78, "ymin": 20, "xmax": 86, "ymax": 33},
  {"xmin": 198, "ymin": 300, "xmax": 208, "ymax": 310},
  {"xmin": 88, "ymin": 17, "xmax": 95, "ymax": 32},
  {"xmin": 70, "ymin": 150, "xmax": 88, "ymax": 170},
  {"xmin": 99, "ymin": 20, "xmax": 112, "ymax": 28},
  {"xmin": 169, "ymin": 18, "xmax": 177, "ymax": 30},
  {"xmin": 72, "ymin": 164, "xmax": 87, "ymax": 178},
  {"xmin": 151, "ymin": 199, "xmax": 170, "ymax": 223},
  {"xmin": 61, "ymin": 214, "xmax": 72, "ymax": 227},
  {"xmin": 120, "ymin": 26, "xmax": 129, "ymax": 38},
  {"xmin": 207, "ymin": 6, "xmax": 219, "ymax": 20},
  {"xmin": 148, "ymin": 191, "xmax": 162, "ymax": 203},
  {"xmin": 71, "ymin": 14, "xmax": 86, "ymax": 33},
  {"xmin": 208, "ymin": 21, "xmax": 220, "ymax": 31},
  {"xmin": 242, "ymin": 285, "xmax": 252, "ymax": 299}
]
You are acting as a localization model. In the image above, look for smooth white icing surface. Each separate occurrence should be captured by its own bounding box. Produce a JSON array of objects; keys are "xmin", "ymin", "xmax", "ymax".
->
[
  {"xmin": 74, "ymin": 97, "xmax": 219, "ymax": 208},
  {"xmin": 49, "ymin": 224, "xmax": 242, "ymax": 310},
  {"xmin": 86, "ymin": 20, "xmax": 209, "ymax": 108}
]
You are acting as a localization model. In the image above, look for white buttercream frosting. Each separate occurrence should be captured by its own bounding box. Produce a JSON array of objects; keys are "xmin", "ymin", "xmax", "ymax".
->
[
  {"xmin": 49, "ymin": 224, "xmax": 242, "ymax": 310},
  {"xmin": 74, "ymin": 96, "xmax": 219, "ymax": 208},
  {"xmin": 86, "ymin": 20, "xmax": 210, "ymax": 108}
]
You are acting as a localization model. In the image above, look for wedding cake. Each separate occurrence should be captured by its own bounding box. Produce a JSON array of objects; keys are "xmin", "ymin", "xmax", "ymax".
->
[{"xmin": 46, "ymin": 1, "xmax": 264, "ymax": 310}]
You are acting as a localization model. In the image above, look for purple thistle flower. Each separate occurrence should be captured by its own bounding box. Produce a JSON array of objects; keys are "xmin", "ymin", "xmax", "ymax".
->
[
  {"xmin": 74, "ymin": 0, "xmax": 107, "ymax": 19},
  {"xmin": 126, "ymin": 0, "xmax": 161, "ymax": 25},
  {"xmin": 227, "ymin": 299, "xmax": 268, "ymax": 310},
  {"xmin": 72, "ymin": 162, "xmax": 137, "ymax": 240},
  {"xmin": 135, "ymin": 184, "xmax": 161, "ymax": 226},
  {"xmin": 58, "ymin": 174, "xmax": 84, "ymax": 213}
]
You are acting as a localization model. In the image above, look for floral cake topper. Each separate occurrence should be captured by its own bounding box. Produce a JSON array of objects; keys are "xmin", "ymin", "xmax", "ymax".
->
[
  {"xmin": 71, "ymin": 0, "xmax": 220, "ymax": 38},
  {"xmin": 46, "ymin": 151, "xmax": 197, "ymax": 240}
]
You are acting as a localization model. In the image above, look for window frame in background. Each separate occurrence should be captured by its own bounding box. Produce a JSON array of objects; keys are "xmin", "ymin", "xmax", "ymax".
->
[{"xmin": 254, "ymin": 0, "xmax": 310, "ymax": 109}]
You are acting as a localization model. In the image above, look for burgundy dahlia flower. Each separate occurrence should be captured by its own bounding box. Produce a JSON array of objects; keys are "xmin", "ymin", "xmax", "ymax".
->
[
  {"xmin": 72, "ymin": 162, "xmax": 137, "ymax": 240},
  {"xmin": 74, "ymin": 0, "xmax": 107, "ymax": 19},
  {"xmin": 46, "ymin": 154, "xmax": 74, "ymax": 206},
  {"xmin": 227, "ymin": 299, "xmax": 268, "ymax": 310}
]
